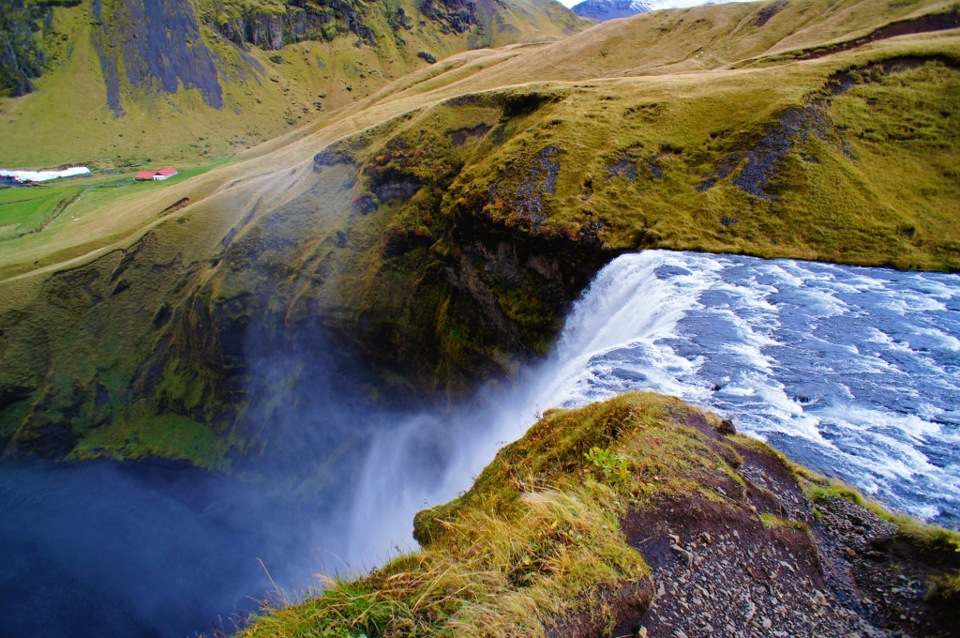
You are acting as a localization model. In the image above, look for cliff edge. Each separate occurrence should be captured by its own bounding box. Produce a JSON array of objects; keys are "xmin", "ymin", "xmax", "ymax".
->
[{"xmin": 242, "ymin": 392, "xmax": 960, "ymax": 637}]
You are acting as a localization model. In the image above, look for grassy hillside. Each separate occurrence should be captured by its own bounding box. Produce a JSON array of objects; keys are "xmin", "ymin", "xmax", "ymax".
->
[
  {"xmin": 0, "ymin": 0, "xmax": 958, "ymax": 467},
  {"xmin": 0, "ymin": 0, "xmax": 585, "ymax": 168},
  {"xmin": 241, "ymin": 393, "xmax": 960, "ymax": 637}
]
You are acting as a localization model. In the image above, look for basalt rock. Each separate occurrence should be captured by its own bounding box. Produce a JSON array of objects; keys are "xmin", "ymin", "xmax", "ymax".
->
[{"xmin": 92, "ymin": 0, "xmax": 226, "ymax": 112}]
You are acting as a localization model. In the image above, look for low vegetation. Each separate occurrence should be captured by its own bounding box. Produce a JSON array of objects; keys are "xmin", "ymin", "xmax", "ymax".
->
[
  {"xmin": 1, "ymin": 0, "xmax": 959, "ymax": 468},
  {"xmin": 803, "ymin": 475, "xmax": 960, "ymax": 599},
  {"xmin": 241, "ymin": 393, "xmax": 716, "ymax": 637},
  {"xmin": 240, "ymin": 392, "xmax": 960, "ymax": 636},
  {"xmin": 0, "ymin": 185, "xmax": 81, "ymax": 240}
]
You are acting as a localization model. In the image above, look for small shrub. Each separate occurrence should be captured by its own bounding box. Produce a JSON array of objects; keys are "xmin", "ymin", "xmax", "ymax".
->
[{"xmin": 584, "ymin": 446, "xmax": 629, "ymax": 484}]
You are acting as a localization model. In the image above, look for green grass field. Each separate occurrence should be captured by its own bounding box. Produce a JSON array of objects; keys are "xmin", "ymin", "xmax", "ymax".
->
[{"xmin": 0, "ymin": 185, "xmax": 82, "ymax": 240}]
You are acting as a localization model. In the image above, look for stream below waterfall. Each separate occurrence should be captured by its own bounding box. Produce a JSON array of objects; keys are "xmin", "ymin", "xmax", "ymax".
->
[{"xmin": 3, "ymin": 250, "xmax": 958, "ymax": 637}]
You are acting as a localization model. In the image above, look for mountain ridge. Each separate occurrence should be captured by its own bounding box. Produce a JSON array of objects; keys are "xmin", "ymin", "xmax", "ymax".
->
[{"xmin": 570, "ymin": 0, "xmax": 745, "ymax": 22}]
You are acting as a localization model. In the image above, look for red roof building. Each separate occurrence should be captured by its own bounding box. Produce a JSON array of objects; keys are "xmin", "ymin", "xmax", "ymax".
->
[{"xmin": 135, "ymin": 167, "xmax": 179, "ymax": 181}]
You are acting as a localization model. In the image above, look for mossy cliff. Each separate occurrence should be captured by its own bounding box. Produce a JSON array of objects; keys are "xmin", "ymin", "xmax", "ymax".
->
[
  {"xmin": 0, "ymin": 0, "xmax": 585, "ymax": 166},
  {"xmin": 1, "ymin": 0, "xmax": 960, "ymax": 467},
  {"xmin": 242, "ymin": 393, "xmax": 960, "ymax": 637}
]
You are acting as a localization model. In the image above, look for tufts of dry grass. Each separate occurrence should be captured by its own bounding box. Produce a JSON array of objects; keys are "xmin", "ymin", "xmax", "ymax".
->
[
  {"xmin": 241, "ymin": 392, "xmax": 758, "ymax": 637},
  {"xmin": 244, "ymin": 484, "xmax": 646, "ymax": 638}
]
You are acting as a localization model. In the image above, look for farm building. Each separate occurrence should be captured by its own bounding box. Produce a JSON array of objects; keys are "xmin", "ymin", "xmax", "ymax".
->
[{"xmin": 135, "ymin": 167, "xmax": 179, "ymax": 181}]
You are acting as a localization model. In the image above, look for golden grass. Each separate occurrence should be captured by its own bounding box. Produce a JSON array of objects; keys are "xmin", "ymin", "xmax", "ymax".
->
[
  {"xmin": 4, "ymin": 0, "xmax": 958, "ymax": 288},
  {"xmin": 242, "ymin": 391, "xmax": 960, "ymax": 636},
  {"xmin": 240, "ymin": 392, "xmax": 747, "ymax": 637}
]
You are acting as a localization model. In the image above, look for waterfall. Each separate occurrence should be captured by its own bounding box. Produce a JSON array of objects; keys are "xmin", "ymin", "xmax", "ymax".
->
[
  {"xmin": 347, "ymin": 250, "xmax": 960, "ymax": 565},
  {"xmin": 5, "ymin": 250, "xmax": 958, "ymax": 637}
]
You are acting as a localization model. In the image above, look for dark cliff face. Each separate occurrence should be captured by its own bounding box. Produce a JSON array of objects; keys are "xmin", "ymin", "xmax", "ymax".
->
[
  {"xmin": 0, "ymin": 90, "xmax": 619, "ymax": 463},
  {"xmin": 419, "ymin": 0, "xmax": 479, "ymax": 35},
  {"xmin": 0, "ymin": 0, "xmax": 62, "ymax": 96},
  {"xmin": 298, "ymin": 92, "xmax": 616, "ymax": 395},
  {"xmin": 92, "ymin": 0, "xmax": 226, "ymax": 113},
  {"xmin": 204, "ymin": 0, "xmax": 512, "ymax": 51},
  {"xmin": 207, "ymin": 0, "xmax": 377, "ymax": 50}
]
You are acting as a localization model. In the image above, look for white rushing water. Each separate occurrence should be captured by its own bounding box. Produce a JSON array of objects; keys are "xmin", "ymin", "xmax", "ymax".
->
[
  {"xmin": 349, "ymin": 250, "xmax": 960, "ymax": 563},
  {"xmin": 5, "ymin": 249, "xmax": 958, "ymax": 637}
]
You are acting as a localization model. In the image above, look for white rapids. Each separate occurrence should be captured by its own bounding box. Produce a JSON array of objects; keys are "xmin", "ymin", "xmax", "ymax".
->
[{"xmin": 349, "ymin": 250, "xmax": 960, "ymax": 562}]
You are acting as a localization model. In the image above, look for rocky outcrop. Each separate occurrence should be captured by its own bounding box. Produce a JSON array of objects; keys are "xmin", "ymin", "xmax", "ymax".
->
[
  {"xmin": 204, "ymin": 0, "xmax": 492, "ymax": 51},
  {"xmin": 780, "ymin": 6, "xmax": 960, "ymax": 62},
  {"xmin": 700, "ymin": 55, "xmax": 959, "ymax": 200},
  {"xmin": 92, "ymin": 0, "xmax": 225, "ymax": 112},
  {"xmin": 419, "ymin": 0, "xmax": 478, "ymax": 35},
  {"xmin": 241, "ymin": 393, "xmax": 960, "ymax": 636},
  {"xmin": 625, "ymin": 434, "xmax": 960, "ymax": 637},
  {"xmin": 0, "ymin": 0, "xmax": 55, "ymax": 96},
  {"xmin": 206, "ymin": 0, "xmax": 376, "ymax": 50}
]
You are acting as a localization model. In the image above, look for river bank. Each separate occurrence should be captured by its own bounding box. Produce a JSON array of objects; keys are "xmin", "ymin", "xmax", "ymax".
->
[{"xmin": 3, "ymin": 251, "xmax": 958, "ymax": 636}]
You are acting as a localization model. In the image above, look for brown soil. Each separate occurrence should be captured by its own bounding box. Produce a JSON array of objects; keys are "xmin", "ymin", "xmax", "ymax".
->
[
  {"xmin": 609, "ymin": 415, "xmax": 960, "ymax": 638},
  {"xmin": 796, "ymin": 9, "xmax": 960, "ymax": 61}
]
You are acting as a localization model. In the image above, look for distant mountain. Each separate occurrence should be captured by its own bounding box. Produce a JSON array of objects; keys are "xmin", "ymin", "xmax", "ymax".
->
[
  {"xmin": 572, "ymin": 0, "xmax": 745, "ymax": 21},
  {"xmin": 571, "ymin": 0, "xmax": 652, "ymax": 20}
]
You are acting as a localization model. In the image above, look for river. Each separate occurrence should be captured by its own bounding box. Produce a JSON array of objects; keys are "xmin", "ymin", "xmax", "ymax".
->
[{"xmin": 3, "ymin": 250, "xmax": 958, "ymax": 636}]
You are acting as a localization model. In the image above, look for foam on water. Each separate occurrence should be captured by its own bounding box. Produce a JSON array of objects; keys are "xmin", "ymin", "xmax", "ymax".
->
[
  {"xmin": 7, "ymin": 249, "xmax": 959, "ymax": 637},
  {"xmin": 354, "ymin": 249, "xmax": 960, "ymax": 556},
  {"xmin": 534, "ymin": 251, "xmax": 960, "ymax": 526}
]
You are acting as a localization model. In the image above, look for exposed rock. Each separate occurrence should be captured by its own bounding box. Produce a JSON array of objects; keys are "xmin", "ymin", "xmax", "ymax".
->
[
  {"xmin": 789, "ymin": 7, "xmax": 960, "ymax": 62},
  {"xmin": 699, "ymin": 105, "xmax": 832, "ymax": 200},
  {"xmin": 449, "ymin": 123, "xmax": 491, "ymax": 146},
  {"xmin": 718, "ymin": 418, "xmax": 736, "ymax": 434},
  {"xmin": 491, "ymin": 145, "xmax": 561, "ymax": 225},
  {"xmin": 92, "ymin": 0, "xmax": 225, "ymax": 112},
  {"xmin": 699, "ymin": 55, "xmax": 959, "ymax": 200},
  {"xmin": 419, "ymin": 0, "xmax": 478, "ymax": 35},
  {"xmin": 619, "ymin": 410, "xmax": 960, "ymax": 637},
  {"xmin": 754, "ymin": 0, "xmax": 787, "ymax": 28},
  {"xmin": 0, "ymin": 1, "xmax": 44, "ymax": 96},
  {"xmin": 208, "ymin": 0, "xmax": 375, "ymax": 50}
]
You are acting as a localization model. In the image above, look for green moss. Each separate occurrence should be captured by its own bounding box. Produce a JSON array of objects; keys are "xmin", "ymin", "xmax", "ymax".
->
[{"xmin": 71, "ymin": 411, "xmax": 230, "ymax": 470}]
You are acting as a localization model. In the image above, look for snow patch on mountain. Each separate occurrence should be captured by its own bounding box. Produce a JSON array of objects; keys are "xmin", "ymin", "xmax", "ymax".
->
[{"xmin": 570, "ymin": 0, "xmax": 752, "ymax": 21}]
